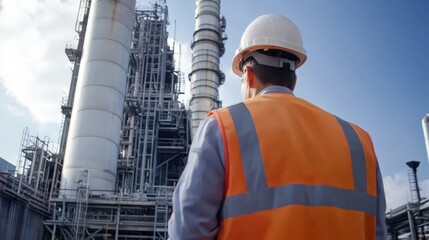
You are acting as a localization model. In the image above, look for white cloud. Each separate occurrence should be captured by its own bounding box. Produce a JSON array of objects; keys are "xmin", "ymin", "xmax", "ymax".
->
[
  {"xmin": 6, "ymin": 104, "xmax": 25, "ymax": 117},
  {"xmin": 0, "ymin": 0, "xmax": 79, "ymax": 124},
  {"xmin": 383, "ymin": 173, "xmax": 429, "ymax": 212},
  {"xmin": 383, "ymin": 173, "xmax": 411, "ymax": 211}
]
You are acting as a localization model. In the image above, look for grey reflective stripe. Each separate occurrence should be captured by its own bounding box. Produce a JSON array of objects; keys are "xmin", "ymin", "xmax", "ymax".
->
[
  {"xmin": 228, "ymin": 103, "xmax": 268, "ymax": 191},
  {"xmin": 222, "ymin": 184, "xmax": 377, "ymax": 219},
  {"xmin": 223, "ymin": 103, "xmax": 375, "ymax": 220},
  {"xmin": 336, "ymin": 116, "xmax": 367, "ymax": 193},
  {"xmin": 375, "ymin": 162, "xmax": 388, "ymax": 239}
]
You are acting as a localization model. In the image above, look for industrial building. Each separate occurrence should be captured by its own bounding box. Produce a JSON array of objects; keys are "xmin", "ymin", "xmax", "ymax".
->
[
  {"xmin": 384, "ymin": 116, "xmax": 429, "ymax": 240},
  {"xmin": 1, "ymin": 0, "xmax": 429, "ymax": 240},
  {"xmin": 385, "ymin": 160, "xmax": 429, "ymax": 239},
  {"xmin": 0, "ymin": 0, "xmax": 225, "ymax": 239},
  {"xmin": 0, "ymin": 157, "xmax": 15, "ymax": 172}
]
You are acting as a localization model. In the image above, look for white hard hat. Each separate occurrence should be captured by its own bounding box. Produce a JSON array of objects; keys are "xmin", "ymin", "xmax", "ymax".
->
[{"xmin": 232, "ymin": 14, "xmax": 307, "ymax": 76}]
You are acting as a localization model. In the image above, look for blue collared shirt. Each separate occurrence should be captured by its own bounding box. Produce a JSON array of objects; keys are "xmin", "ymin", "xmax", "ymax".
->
[{"xmin": 168, "ymin": 86, "xmax": 387, "ymax": 239}]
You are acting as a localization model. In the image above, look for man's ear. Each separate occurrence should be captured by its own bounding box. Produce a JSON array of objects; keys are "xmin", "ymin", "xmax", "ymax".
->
[{"xmin": 244, "ymin": 66, "xmax": 255, "ymax": 88}]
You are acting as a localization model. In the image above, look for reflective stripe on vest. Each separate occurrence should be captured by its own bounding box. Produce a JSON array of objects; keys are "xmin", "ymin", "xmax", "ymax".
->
[{"xmin": 221, "ymin": 102, "xmax": 377, "ymax": 220}]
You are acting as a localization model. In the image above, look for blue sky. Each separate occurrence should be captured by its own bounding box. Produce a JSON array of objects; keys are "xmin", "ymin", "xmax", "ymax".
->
[
  {"xmin": 0, "ymin": 0, "xmax": 428, "ymax": 210},
  {"xmin": 168, "ymin": 0, "xmax": 429, "ymax": 209}
]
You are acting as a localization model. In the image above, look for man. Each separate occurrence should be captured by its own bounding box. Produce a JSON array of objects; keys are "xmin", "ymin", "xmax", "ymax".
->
[{"xmin": 168, "ymin": 14, "xmax": 387, "ymax": 239}]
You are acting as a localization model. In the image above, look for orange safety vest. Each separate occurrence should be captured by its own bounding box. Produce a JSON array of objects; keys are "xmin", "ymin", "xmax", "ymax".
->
[{"xmin": 209, "ymin": 93, "xmax": 379, "ymax": 239}]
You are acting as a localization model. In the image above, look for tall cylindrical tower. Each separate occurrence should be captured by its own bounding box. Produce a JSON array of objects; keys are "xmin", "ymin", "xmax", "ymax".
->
[
  {"xmin": 61, "ymin": 0, "xmax": 136, "ymax": 197},
  {"xmin": 423, "ymin": 114, "xmax": 429, "ymax": 164},
  {"xmin": 189, "ymin": 0, "xmax": 226, "ymax": 138}
]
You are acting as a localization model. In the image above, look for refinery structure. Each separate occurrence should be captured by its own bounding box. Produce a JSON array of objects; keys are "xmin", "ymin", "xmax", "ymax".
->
[
  {"xmin": 0, "ymin": 0, "xmax": 226, "ymax": 239},
  {"xmin": 1, "ymin": 1, "xmax": 429, "ymax": 240}
]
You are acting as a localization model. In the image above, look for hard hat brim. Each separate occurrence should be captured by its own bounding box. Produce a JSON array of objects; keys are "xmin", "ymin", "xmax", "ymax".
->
[{"xmin": 232, "ymin": 44, "xmax": 307, "ymax": 77}]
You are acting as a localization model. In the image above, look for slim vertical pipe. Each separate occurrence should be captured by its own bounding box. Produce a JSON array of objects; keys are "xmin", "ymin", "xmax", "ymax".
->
[
  {"xmin": 20, "ymin": 203, "xmax": 29, "ymax": 240},
  {"xmin": 422, "ymin": 114, "xmax": 429, "ymax": 164},
  {"xmin": 407, "ymin": 203, "xmax": 418, "ymax": 240},
  {"xmin": 61, "ymin": 0, "xmax": 136, "ymax": 197},
  {"xmin": 6, "ymin": 201, "xmax": 16, "ymax": 240},
  {"xmin": 35, "ymin": 148, "xmax": 44, "ymax": 192},
  {"xmin": 51, "ymin": 224, "xmax": 57, "ymax": 240},
  {"xmin": 28, "ymin": 145, "xmax": 38, "ymax": 184},
  {"xmin": 49, "ymin": 156, "xmax": 59, "ymax": 203},
  {"xmin": 115, "ymin": 206, "xmax": 121, "ymax": 240}
]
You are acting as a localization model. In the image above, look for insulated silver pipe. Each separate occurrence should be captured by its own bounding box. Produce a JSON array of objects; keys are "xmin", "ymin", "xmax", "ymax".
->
[
  {"xmin": 189, "ymin": 0, "xmax": 226, "ymax": 138},
  {"xmin": 61, "ymin": 0, "xmax": 136, "ymax": 197},
  {"xmin": 423, "ymin": 114, "xmax": 429, "ymax": 164}
]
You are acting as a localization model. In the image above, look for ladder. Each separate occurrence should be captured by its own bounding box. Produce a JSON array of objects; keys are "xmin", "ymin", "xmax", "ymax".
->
[
  {"xmin": 75, "ymin": 170, "xmax": 89, "ymax": 240},
  {"xmin": 153, "ymin": 188, "xmax": 169, "ymax": 239},
  {"xmin": 408, "ymin": 168, "xmax": 420, "ymax": 204}
]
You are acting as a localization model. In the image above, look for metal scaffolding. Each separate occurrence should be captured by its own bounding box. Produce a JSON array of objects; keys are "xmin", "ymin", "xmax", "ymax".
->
[
  {"xmin": 0, "ymin": 1, "xmax": 188, "ymax": 239},
  {"xmin": 15, "ymin": 128, "xmax": 58, "ymax": 207},
  {"xmin": 0, "ymin": 129, "xmax": 57, "ymax": 239},
  {"xmin": 44, "ymin": 1, "xmax": 189, "ymax": 239}
]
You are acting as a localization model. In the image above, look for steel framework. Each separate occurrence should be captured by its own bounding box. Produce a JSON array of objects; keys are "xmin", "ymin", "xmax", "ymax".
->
[
  {"xmin": 0, "ymin": 1, "xmax": 188, "ymax": 239},
  {"xmin": 44, "ymin": 1, "xmax": 189, "ymax": 239}
]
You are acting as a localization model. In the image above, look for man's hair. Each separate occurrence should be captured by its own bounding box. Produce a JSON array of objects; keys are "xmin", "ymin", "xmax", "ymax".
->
[{"xmin": 242, "ymin": 49, "xmax": 298, "ymax": 90}]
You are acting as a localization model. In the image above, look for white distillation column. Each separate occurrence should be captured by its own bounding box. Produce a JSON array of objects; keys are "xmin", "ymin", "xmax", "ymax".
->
[
  {"xmin": 423, "ymin": 114, "xmax": 429, "ymax": 164},
  {"xmin": 189, "ymin": 0, "xmax": 226, "ymax": 138},
  {"xmin": 61, "ymin": 0, "xmax": 136, "ymax": 197}
]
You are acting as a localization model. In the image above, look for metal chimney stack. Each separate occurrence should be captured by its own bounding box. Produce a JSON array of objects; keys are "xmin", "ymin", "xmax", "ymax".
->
[
  {"xmin": 406, "ymin": 160, "xmax": 422, "ymax": 203},
  {"xmin": 61, "ymin": 0, "xmax": 136, "ymax": 197},
  {"xmin": 189, "ymin": 0, "xmax": 226, "ymax": 138},
  {"xmin": 422, "ymin": 114, "xmax": 429, "ymax": 164}
]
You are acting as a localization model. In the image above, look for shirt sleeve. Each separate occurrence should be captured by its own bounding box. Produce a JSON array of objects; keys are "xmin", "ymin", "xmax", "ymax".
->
[
  {"xmin": 375, "ymin": 162, "xmax": 388, "ymax": 240},
  {"xmin": 168, "ymin": 116, "xmax": 225, "ymax": 240}
]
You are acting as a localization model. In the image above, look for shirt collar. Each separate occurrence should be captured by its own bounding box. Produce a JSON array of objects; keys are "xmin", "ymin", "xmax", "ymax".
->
[{"xmin": 257, "ymin": 86, "xmax": 294, "ymax": 96}]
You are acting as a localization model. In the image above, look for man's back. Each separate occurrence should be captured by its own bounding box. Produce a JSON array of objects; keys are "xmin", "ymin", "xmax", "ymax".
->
[
  {"xmin": 211, "ymin": 87, "xmax": 386, "ymax": 239},
  {"xmin": 169, "ymin": 12, "xmax": 387, "ymax": 239}
]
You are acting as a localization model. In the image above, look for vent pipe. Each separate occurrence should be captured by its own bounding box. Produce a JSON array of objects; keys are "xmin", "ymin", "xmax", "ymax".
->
[
  {"xmin": 61, "ymin": 0, "xmax": 136, "ymax": 197},
  {"xmin": 189, "ymin": 0, "xmax": 227, "ymax": 138},
  {"xmin": 406, "ymin": 160, "xmax": 422, "ymax": 203}
]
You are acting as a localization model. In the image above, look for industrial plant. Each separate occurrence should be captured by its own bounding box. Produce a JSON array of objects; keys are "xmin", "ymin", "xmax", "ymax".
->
[
  {"xmin": 0, "ymin": 0, "xmax": 225, "ymax": 239},
  {"xmin": 384, "ymin": 116, "xmax": 429, "ymax": 239},
  {"xmin": 0, "ymin": 0, "xmax": 429, "ymax": 240}
]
